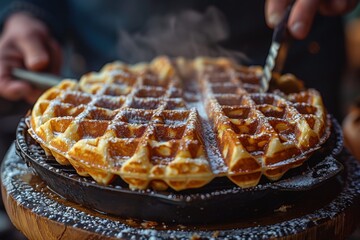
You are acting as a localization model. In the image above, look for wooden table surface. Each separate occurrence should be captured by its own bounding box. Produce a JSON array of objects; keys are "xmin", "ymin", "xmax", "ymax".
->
[{"xmin": 2, "ymin": 143, "xmax": 360, "ymax": 240}]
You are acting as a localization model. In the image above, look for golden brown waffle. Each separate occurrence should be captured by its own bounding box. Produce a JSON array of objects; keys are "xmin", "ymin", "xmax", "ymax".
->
[
  {"xmin": 29, "ymin": 58, "xmax": 213, "ymax": 191},
  {"xmin": 28, "ymin": 56, "xmax": 330, "ymax": 191},
  {"xmin": 194, "ymin": 57, "xmax": 329, "ymax": 187}
]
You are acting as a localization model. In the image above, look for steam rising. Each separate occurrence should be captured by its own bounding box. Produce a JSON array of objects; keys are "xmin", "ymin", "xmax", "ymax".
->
[{"xmin": 117, "ymin": 6, "xmax": 248, "ymax": 63}]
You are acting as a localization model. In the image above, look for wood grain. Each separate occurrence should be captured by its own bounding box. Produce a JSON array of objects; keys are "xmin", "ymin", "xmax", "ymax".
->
[
  {"xmin": 2, "ymin": 143, "xmax": 360, "ymax": 240},
  {"xmin": 2, "ymin": 188, "xmax": 111, "ymax": 240}
]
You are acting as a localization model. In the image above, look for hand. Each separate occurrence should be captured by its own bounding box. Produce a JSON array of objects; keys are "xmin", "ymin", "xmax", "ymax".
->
[
  {"xmin": 0, "ymin": 12, "xmax": 62, "ymax": 103},
  {"xmin": 265, "ymin": 0, "xmax": 359, "ymax": 39},
  {"xmin": 343, "ymin": 104, "xmax": 360, "ymax": 160}
]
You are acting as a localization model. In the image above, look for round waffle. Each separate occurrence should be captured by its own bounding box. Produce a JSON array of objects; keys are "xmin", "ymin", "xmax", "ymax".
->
[{"xmin": 28, "ymin": 56, "xmax": 331, "ymax": 191}]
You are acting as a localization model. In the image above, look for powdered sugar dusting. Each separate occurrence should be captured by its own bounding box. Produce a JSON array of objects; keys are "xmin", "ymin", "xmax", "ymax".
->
[
  {"xmin": 185, "ymin": 76, "xmax": 228, "ymax": 174},
  {"xmin": 3, "ymin": 143, "xmax": 360, "ymax": 239},
  {"xmin": 26, "ymin": 57, "xmax": 337, "ymax": 191}
]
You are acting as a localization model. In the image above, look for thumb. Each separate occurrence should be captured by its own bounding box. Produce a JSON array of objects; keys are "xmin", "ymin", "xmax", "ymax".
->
[{"xmin": 16, "ymin": 35, "xmax": 49, "ymax": 71}]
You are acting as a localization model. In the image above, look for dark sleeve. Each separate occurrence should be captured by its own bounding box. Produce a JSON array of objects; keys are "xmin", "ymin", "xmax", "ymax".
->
[{"xmin": 0, "ymin": 0, "xmax": 68, "ymax": 42}]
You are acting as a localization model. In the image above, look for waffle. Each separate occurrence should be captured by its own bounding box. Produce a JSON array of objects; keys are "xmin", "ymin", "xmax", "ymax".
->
[
  {"xmin": 193, "ymin": 57, "xmax": 329, "ymax": 187},
  {"xmin": 28, "ymin": 56, "xmax": 330, "ymax": 191},
  {"xmin": 28, "ymin": 58, "xmax": 213, "ymax": 191}
]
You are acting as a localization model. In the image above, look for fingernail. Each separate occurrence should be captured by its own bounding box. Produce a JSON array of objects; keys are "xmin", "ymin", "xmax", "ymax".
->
[
  {"xmin": 290, "ymin": 22, "xmax": 306, "ymax": 36},
  {"xmin": 268, "ymin": 13, "xmax": 282, "ymax": 27}
]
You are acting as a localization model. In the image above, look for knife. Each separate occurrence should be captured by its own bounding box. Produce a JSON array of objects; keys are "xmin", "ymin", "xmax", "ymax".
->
[
  {"xmin": 260, "ymin": 0, "xmax": 295, "ymax": 93},
  {"xmin": 11, "ymin": 67, "xmax": 62, "ymax": 89}
]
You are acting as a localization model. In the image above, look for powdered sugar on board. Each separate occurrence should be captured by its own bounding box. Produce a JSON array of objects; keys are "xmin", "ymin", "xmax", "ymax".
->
[{"xmin": 3, "ymin": 143, "xmax": 360, "ymax": 239}]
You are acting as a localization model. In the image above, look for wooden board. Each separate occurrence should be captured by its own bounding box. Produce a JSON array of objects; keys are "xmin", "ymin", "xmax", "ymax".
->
[{"xmin": 2, "ymin": 143, "xmax": 360, "ymax": 240}]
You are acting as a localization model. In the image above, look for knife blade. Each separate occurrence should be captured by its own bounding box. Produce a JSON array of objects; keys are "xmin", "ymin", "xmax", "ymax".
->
[{"xmin": 260, "ymin": 1, "xmax": 295, "ymax": 92}]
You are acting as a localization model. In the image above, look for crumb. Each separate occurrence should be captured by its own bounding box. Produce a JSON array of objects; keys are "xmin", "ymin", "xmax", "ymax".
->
[
  {"xmin": 141, "ymin": 220, "xmax": 158, "ymax": 228},
  {"xmin": 125, "ymin": 219, "xmax": 138, "ymax": 227},
  {"xmin": 274, "ymin": 205, "xmax": 292, "ymax": 213},
  {"xmin": 212, "ymin": 231, "xmax": 220, "ymax": 238},
  {"xmin": 177, "ymin": 224, "xmax": 187, "ymax": 230},
  {"xmin": 191, "ymin": 233, "xmax": 201, "ymax": 240}
]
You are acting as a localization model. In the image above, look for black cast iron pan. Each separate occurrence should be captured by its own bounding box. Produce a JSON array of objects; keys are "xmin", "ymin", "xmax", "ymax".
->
[{"xmin": 15, "ymin": 116, "xmax": 344, "ymax": 224}]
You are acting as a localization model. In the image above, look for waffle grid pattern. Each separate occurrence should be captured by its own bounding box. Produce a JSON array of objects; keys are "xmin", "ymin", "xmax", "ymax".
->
[
  {"xmin": 28, "ymin": 57, "xmax": 330, "ymax": 190},
  {"xmin": 195, "ymin": 58, "xmax": 329, "ymax": 187},
  {"xmin": 29, "ymin": 58, "xmax": 213, "ymax": 191}
]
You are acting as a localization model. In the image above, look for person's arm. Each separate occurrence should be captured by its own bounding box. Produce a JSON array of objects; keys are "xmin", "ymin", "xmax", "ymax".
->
[
  {"xmin": 0, "ymin": 0, "xmax": 66, "ymax": 103},
  {"xmin": 265, "ymin": 0, "xmax": 359, "ymax": 39}
]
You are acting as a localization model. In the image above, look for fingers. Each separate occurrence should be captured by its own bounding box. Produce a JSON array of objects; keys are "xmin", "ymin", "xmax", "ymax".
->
[
  {"xmin": 0, "ymin": 12, "xmax": 62, "ymax": 102},
  {"xmin": 16, "ymin": 34, "xmax": 50, "ymax": 71},
  {"xmin": 265, "ymin": 0, "xmax": 291, "ymax": 27},
  {"xmin": 4, "ymin": 12, "xmax": 61, "ymax": 73},
  {"xmin": 0, "ymin": 60, "xmax": 33, "ymax": 101},
  {"xmin": 15, "ymin": 29, "xmax": 62, "ymax": 74},
  {"xmin": 266, "ymin": 0, "xmax": 359, "ymax": 39},
  {"xmin": 288, "ymin": 0, "xmax": 321, "ymax": 39},
  {"xmin": 0, "ymin": 38, "xmax": 47, "ymax": 102},
  {"xmin": 0, "ymin": 59, "xmax": 44, "ymax": 103},
  {"xmin": 265, "ymin": 0, "xmax": 321, "ymax": 39}
]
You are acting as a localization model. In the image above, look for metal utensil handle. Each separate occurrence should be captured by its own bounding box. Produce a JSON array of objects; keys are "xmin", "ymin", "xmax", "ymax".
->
[
  {"xmin": 273, "ymin": 0, "xmax": 295, "ymax": 43},
  {"xmin": 12, "ymin": 68, "xmax": 62, "ymax": 89}
]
